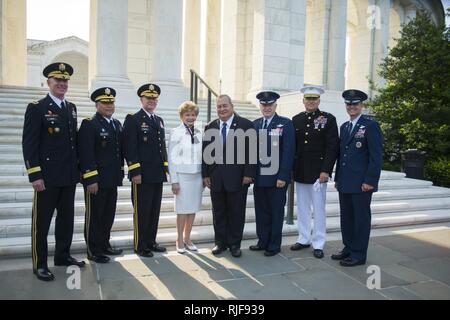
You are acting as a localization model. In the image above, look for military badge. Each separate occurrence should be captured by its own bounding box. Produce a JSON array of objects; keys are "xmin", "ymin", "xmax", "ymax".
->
[
  {"xmin": 54, "ymin": 128, "xmax": 60, "ymax": 133},
  {"xmin": 59, "ymin": 63, "xmax": 65, "ymax": 71},
  {"xmin": 356, "ymin": 141, "xmax": 362, "ymax": 148},
  {"xmin": 149, "ymin": 84, "xmax": 154, "ymax": 91},
  {"xmin": 143, "ymin": 137, "xmax": 148, "ymax": 142},
  {"xmin": 105, "ymin": 88, "xmax": 111, "ymax": 95},
  {"xmin": 48, "ymin": 128, "xmax": 54, "ymax": 134}
]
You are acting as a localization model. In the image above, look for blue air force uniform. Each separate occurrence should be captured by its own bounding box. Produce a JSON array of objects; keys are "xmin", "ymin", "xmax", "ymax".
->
[
  {"xmin": 334, "ymin": 89, "xmax": 383, "ymax": 266},
  {"xmin": 22, "ymin": 62, "xmax": 83, "ymax": 280},
  {"xmin": 123, "ymin": 84, "xmax": 168, "ymax": 256},
  {"xmin": 78, "ymin": 87, "xmax": 124, "ymax": 262},
  {"xmin": 252, "ymin": 92, "xmax": 295, "ymax": 255}
]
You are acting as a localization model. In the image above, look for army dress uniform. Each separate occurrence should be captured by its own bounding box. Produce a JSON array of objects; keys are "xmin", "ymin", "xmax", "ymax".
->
[
  {"xmin": 78, "ymin": 88, "xmax": 124, "ymax": 263},
  {"xmin": 292, "ymin": 86, "xmax": 339, "ymax": 255},
  {"xmin": 333, "ymin": 89, "xmax": 383, "ymax": 266},
  {"xmin": 22, "ymin": 62, "xmax": 82, "ymax": 280},
  {"xmin": 123, "ymin": 84, "xmax": 168, "ymax": 256},
  {"xmin": 252, "ymin": 92, "xmax": 295, "ymax": 256}
]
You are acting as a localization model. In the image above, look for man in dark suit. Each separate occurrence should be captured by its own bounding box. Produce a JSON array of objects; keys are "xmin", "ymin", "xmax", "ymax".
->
[
  {"xmin": 332, "ymin": 89, "xmax": 383, "ymax": 267},
  {"xmin": 123, "ymin": 84, "xmax": 168, "ymax": 257},
  {"xmin": 78, "ymin": 87, "xmax": 124, "ymax": 264},
  {"xmin": 290, "ymin": 85, "xmax": 339, "ymax": 259},
  {"xmin": 22, "ymin": 62, "xmax": 85, "ymax": 282},
  {"xmin": 249, "ymin": 91, "xmax": 295, "ymax": 256},
  {"xmin": 202, "ymin": 94, "xmax": 256, "ymax": 257}
]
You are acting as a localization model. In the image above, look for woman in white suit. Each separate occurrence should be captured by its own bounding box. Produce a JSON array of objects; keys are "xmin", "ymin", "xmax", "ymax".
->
[{"xmin": 168, "ymin": 101, "xmax": 204, "ymax": 253}]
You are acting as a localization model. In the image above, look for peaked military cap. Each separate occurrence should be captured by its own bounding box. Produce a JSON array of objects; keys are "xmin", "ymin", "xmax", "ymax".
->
[
  {"xmin": 256, "ymin": 91, "xmax": 280, "ymax": 105},
  {"xmin": 342, "ymin": 89, "xmax": 368, "ymax": 104},
  {"xmin": 137, "ymin": 83, "xmax": 161, "ymax": 98},
  {"xmin": 300, "ymin": 85, "xmax": 324, "ymax": 98},
  {"xmin": 90, "ymin": 87, "xmax": 116, "ymax": 103},
  {"xmin": 43, "ymin": 62, "xmax": 73, "ymax": 80}
]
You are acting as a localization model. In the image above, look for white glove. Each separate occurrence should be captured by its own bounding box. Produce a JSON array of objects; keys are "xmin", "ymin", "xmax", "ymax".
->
[{"xmin": 313, "ymin": 179, "xmax": 321, "ymax": 192}]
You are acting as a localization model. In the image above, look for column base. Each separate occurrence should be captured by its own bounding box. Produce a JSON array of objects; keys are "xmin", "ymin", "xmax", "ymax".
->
[
  {"xmin": 151, "ymin": 80, "xmax": 189, "ymax": 116},
  {"xmin": 91, "ymin": 75, "xmax": 139, "ymax": 108}
]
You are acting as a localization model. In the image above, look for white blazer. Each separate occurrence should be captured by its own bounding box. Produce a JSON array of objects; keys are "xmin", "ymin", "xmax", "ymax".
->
[{"xmin": 168, "ymin": 123, "xmax": 203, "ymax": 183}]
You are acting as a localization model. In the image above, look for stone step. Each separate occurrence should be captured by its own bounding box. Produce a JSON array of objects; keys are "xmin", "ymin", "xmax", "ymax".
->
[
  {"xmin": 1, "ymin": 194, "xmax": 450, "ymax": 230},
  {"xmin": 0, "ymin": 173, "xmax": 421, "ymax": 205},
  {"xmin": 0, "ymin": 171, "xmax": 411, "ymax": 188},
  {"xmin": 2, "ymin": 196, "xmax": 450, "ymax": 239},
  {"xmin": 1, "ymin": 208, "xmax": 449, "ymax": 258},
  {"xmin": 0, "ymin": 111, "xmax": 259, "ymax": 129},
  {"xmin": 0, "ymin": 84, "xmax": 88, "ymax": 91}
]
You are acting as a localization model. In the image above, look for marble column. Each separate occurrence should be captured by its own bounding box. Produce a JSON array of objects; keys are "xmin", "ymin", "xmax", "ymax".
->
[
  {"xmin": 202, "ymin": 0, "xmax": 221, "ymax": 93},
  {"xmin": 150, "ymin": 0, "xmax": 188, "ymax": 108},
  {"xmin": 182, "ymin": 0, "xmax": 201, "ymax": 85},
  {"xmin": 0, "ymin": 0, "xmax": 27, "ymax": 86},
  {"xmin": 90, "ymin": 0, "xmax": 137, "ymax": 107},
  {"xmin": 249, "ymin": 0, "xmax": 307, "ymax": 100},
  {"xmin": 326, "ymin": 0, "xmax": 347, "ymax": 91},
  {"xmin": 369, "ymin": 0, "xmax": 390, "ymax": 93}
]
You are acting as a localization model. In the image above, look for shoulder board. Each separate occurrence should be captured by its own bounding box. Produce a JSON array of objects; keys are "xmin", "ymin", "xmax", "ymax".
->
[
  {"xmin": 84, "ymin": 117, "xmax": 92, "ymax": 121},
  {"xmin": 31, "ymin": 101, "xmax": 39, "ymax": 105}
]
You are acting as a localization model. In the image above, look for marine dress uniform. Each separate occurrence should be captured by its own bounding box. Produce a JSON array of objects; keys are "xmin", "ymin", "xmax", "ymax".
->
[
  {"xmin": 291, "ymin": 85, "xmax": 339, "ymax": 258},
  {"xmin": 251, "ymin": 91, "xmax": 295, "ymax": 256},
  {"xmin": 123, "ymin": 84, "xmax": 168, "ymax": 257},
  {"xmin": 78, "ymin": 87, "xmax": 124, "ymax": 264},
  {"xmin": 22, "ymin": 62, "xmax": 84, "ymax": 281},
  {"xmin": 332, "ymin": 89, "xmax": 383, "ymax": 266}
]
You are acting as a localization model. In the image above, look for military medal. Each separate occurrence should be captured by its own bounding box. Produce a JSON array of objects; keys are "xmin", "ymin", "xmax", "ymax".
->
[
  {"xmin": 54, "ymin": 128, "xmax": 60, "ymax": 133},
  {"xmin": 143, "ymin": 137, "xmax": 148, "ymax": 142},
  {"xmin": 48, "ymin": 128, "xmax": 54, "ymax": 134},
  {"xmin": 356, "ymin": 142, "xmax": 362, "ymax": 148}
]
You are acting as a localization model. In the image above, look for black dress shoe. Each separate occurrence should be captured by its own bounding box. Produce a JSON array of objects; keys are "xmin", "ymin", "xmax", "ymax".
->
[
  {"xmin": 104, "ymin": 246, "xmax": 123, "ymax": 256},
  {"xmin": 54, "ymin": 256, "xmax": 86, "ymax": 267},
  {"xmin": 230, "ymin": 247, "xmax": 242, "ymax": 258},
  {"xmin": 212, "ymin": 245, "xmax": 227, "ymax": 255},
  {"xmin": 249, "ymin": 244, "xmax": 265, "ymax": 251},
  {"xmin": 290, "ymin": 243, "xmax": 311, "ymax": 251},
  {"xmin": 88, "ymin": 254, "xmax": 110, "ymax": 264},
  {"xmin": 135, "ymin": 249, "xmax": 154, "ymax": 258},
  {"xmin": 313, "ymin": 249, "xmax": 324, "ymax": 259},
  {"xmin": 150, "ymin": 244, "xmax": 167, "ymax": 253},
  {"xmin": 339, "ymin": 257, "xmax": 366, "ymax": 267},
  {"xmin": 264, "ymin": 250, "xmax": 279, "ymax": 257},
  {"xmin": 331, "ymin": 251, "xmax": 351, "ymax": 260},
  {"xmin": 33, "ymin": 268, "xmax": 54, "ymax": 281}
]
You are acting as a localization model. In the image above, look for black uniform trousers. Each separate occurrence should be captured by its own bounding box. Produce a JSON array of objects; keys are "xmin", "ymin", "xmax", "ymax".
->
[
  {"xmin": 253, "ymin": 186, "xmax": 288, "ymax": 252},
  {"xmin": 131, "ymin": 182, "xmax": 163, "ymax": 252},
  {"xmin": 84, "ymin": 187, "xmax": 118, "ymax": 256},
  {"xmin": 210, "ymin": 185, "xmax": 249, "ymax": 249},
  {"xmin": 338, "ymin": 192, "xmax": 373, "ymax": 261},
  {"xmin": 31, "ymin": 185, "xmax": 76, "ymax": 270}
]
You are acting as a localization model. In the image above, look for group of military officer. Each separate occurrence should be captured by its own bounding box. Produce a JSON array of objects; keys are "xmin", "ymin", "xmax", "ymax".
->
[
  {"xmin": 250, "ymin": 87, "xmax": 382, "ymax": 267},
  {"xmin": 22, "ymin": 63, "xmax": 168, "ymax": 281},
  {"xmin": 22, "ymin": 61, "xmax": 382, "ymax": 282}
]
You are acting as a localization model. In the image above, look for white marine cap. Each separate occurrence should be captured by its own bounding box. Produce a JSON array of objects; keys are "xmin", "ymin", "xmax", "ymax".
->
[{"xmin": 300, "ymin": 85, "xmax": 325, "ymax": 98}]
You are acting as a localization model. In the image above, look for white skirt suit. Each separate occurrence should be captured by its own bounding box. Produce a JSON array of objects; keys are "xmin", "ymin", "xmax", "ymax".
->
[{"xmin": 168, "ymin": 124, "xmax": 204, "ymax": 214}]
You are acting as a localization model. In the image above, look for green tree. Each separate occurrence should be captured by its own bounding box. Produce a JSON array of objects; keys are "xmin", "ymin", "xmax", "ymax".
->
[{"xmin": 368, "ymin": 9, "xmax": 450, "ymax": 171}]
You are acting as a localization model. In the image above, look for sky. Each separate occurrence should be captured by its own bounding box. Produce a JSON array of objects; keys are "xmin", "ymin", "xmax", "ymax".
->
[
  {"xmin": 27, "ymin": 0, "xmax": 90, "ymax": 41},
  {"xmin": 26, "ymin": 0, "xmax": 449, "ymax": 41}
]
